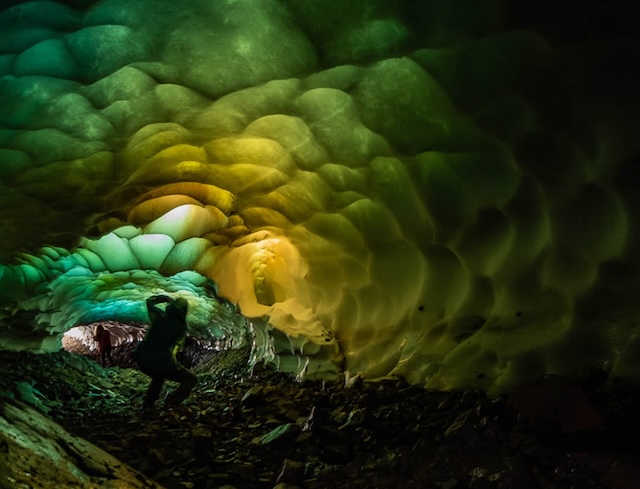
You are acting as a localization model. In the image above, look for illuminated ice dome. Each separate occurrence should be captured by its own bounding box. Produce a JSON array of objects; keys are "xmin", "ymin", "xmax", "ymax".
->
[{"xmin": 1, "ymin": 0, "xmax": 639, "ymax": 393}]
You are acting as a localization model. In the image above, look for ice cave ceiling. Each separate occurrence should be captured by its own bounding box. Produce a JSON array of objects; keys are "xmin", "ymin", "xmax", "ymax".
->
[{"xmin": 1, "ymin": 0, "xmax": 639, "ymax": 393}]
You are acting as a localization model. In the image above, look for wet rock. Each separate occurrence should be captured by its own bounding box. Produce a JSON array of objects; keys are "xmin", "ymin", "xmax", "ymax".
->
[
  {"xmin": 444, "ymin": 408, "xmax": 480, "ymax": 443},
  {"xmin": 302, "ymin": 404, "xmax": 331, "ymax": 431},
  {"xmin": 275, "ymin": 458, "xmax": 305, "ymax": 485},
  {"xmin": 254, "ymin": 423, "xmax": 300, "ymax": 445},
  {"xmin": 0, "ymin": 398, "xmax": 161, "ymax": 488},
  {"xmin": 338, "ymin": 407, "xmax": 366, "ymax": 428},
  {"xmin": 15, "ymin": 381, "xmax": 49, "ymax": 413},
  {"xmin": 241, "ymin": 385, "xmax": 264, "ymax": 404}
]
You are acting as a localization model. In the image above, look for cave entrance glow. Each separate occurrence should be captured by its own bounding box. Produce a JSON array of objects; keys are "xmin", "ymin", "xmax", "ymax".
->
[{"xmin": 62, "ymin": 322, "xmax": 234, "ymax": 371}]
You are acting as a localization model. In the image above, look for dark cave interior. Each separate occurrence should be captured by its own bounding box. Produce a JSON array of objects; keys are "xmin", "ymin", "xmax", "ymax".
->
[{"xmin": 2, "ymin": 0, "xmax": 640, "ymax": 488}]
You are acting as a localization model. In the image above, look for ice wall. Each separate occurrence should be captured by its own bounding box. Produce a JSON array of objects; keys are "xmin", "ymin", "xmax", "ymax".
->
[{"xmin": 1, "ymin": 0, "xmax": 639, "ymax": 393}]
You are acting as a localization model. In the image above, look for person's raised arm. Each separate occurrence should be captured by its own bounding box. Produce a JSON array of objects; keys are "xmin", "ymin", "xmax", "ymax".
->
[{"xmin": 146, "ymin": 294, "xmax": 172, "ymax": 321}]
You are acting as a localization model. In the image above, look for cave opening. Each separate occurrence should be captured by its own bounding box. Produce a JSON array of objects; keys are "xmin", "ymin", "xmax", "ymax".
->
[{"xmin": 61, "ymin": 320, "xmax": 239, "ymax": 371}]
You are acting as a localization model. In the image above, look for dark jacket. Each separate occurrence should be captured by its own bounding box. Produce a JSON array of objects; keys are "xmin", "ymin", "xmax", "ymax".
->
[{"xmin": 134, "ymin": 296, "xmax": 187, "ymax": 375}]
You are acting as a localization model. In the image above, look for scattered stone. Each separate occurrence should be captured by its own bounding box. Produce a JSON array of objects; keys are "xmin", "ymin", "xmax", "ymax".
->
[
  {"xmin": 254, "ymin": 423, "xmax": 300, "ymax": 445},
  {"xmin": 242, "ymin": 385, "xmax": 264, "ymax": 404},
  {"xmin": 1, "ymin": 347, "xmax": 639, "ymax": 488},
  {"xmin": 339, "ymin": 407, "xmax": 365, "ymax": 428},
  {"xmin": 275, "ymin": 459, "xmax": 305, "ymax": 485}
]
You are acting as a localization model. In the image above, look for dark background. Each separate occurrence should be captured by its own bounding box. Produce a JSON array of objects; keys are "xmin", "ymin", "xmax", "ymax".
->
[
  {"xmin": 504, "ymin": 0, "xmax": 638, "ymax": 45},
  {"xmin": 0, "ymin": 0, "xmax": 637, "ymax": 46}
]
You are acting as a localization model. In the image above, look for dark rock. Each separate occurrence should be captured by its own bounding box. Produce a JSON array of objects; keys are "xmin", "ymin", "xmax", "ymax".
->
[
  {"xmin": 191, "ymin": 424, "xmax": 212, "ymax": 456},
  {"xmin": 275, "ymin": 458, "xmax": 305, "ymax": 485},
  {"xmin": 0, "ymin": 397, "xmax": 162, "ymax": 488},
  {"xmin": 509, "ymin": 376, "xmax": 603, "ymax": 435},
  {"xmin": 1, "ymin": 347, "xmax": 638, "ymax": 489},
  {"xmin": 253, "ymin": 423, "xmax": 300, "ymax": 445},
  {"xmin": 241, "ymin": 385, "xmax": 263, "ymax": 404},
  {"xmin": 225, "ymin": 461, "xmax": 257, "ymax": 482}
]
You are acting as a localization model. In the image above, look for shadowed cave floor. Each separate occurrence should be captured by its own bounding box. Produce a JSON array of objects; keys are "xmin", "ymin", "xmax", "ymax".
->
[{"xmin": 1, "ymin": 342, "xmax": 640, "ymax": 489}]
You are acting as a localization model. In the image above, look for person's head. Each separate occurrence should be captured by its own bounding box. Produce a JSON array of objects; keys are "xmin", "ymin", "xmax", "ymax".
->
[{"xmin": 166, "ymin": 298, "xmax": 188, "ymax": 320}]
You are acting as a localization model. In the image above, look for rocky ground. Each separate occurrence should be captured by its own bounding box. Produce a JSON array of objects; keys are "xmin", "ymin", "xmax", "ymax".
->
[{"xmin": 2, "ymin": 337, "xmax": 640, "ymax": 489}]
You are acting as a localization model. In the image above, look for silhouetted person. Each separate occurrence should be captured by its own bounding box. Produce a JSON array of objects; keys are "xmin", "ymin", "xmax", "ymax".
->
[
  {"xmin": 93, "ymin": 324, "xmax": 113, "ymax": 367},
  {"xmin": 133, "ymin": 295, "xmax": 197, "ymax": 413}
]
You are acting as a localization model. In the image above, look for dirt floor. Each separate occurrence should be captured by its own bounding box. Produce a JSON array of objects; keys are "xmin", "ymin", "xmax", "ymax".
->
[{"xmin": 1, "ymin": 338, "xmax": 640, "ymax": 489}]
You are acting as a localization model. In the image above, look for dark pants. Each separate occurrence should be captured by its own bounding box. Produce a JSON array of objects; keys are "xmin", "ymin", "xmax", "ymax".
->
[
  {"xmin": 100, "ymin": 346, "xmax": 112, "ymax": 367},
  {"xmin": 142, "ymin": 366, "xmax": 197, "ymax": 409}
]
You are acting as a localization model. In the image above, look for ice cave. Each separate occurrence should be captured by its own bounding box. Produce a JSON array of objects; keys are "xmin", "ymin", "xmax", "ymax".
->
[{"xmin": 1, "ymin": 0, "xmax": 639, "ymax": 487}]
